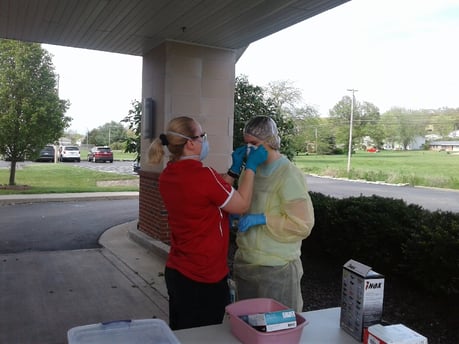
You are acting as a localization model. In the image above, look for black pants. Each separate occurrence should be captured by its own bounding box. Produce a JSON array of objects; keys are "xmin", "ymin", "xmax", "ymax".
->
[{"xmin": 165, "ymin": 267, "xmax": 230, "ymax": 330}]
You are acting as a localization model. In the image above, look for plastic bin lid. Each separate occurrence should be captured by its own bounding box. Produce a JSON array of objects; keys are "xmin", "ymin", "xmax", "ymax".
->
[{"xmin": 67, "ymin": 319, "xmax": 180, "ymax": 344}]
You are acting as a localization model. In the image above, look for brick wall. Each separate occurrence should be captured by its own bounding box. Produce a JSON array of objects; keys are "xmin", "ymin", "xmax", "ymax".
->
[{"xmin": 138, "ymin": 170, "xmax": 170, "ymax": 244}]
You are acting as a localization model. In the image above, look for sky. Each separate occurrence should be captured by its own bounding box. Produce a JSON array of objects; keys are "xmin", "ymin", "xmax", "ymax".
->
[{"xmin": 44, "ymin": 0, "xmax": 459, "ymax": 135}]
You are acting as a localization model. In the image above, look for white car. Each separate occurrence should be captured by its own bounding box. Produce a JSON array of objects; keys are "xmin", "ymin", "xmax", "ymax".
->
[{"xmin": 59, "ymin": 145, "xmax": 81, "ymax": 162}]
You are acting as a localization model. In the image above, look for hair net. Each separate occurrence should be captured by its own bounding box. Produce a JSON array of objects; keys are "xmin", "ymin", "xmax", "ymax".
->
[{"xmin": 244, "ymin": 116, "xmax": 281, "ymax": 150}]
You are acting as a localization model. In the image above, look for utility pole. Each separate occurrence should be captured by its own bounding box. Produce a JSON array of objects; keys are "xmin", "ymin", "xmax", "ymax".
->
[
  {"xmin": 346, "ymin": 88, "xmax": 358, "ymax": 174},
  {"xmin": 315, "ymin": 127, "xmax": 318, "ymax": 154}
]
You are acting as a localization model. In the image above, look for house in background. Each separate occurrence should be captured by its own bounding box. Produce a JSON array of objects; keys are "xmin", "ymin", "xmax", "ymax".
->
[
  {"xmin": 408, "ymin": 136, "xmax": 426, "ymax": 150},
  {"xmin": 429, "ymin": 141, "xmax": 459, "ymax": 152}
]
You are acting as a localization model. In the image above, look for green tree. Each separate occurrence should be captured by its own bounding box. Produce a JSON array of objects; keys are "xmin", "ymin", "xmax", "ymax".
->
[
  {"xmin": 329, "ymin": 96, "xmax": 382, "ymax": 151},
  {"xmin": 426, "ymin": 108, "xmax": 459, "ymax": 138},
  {"xmin": 291, "ymin": 106, "xmax": 321, "ymax": 154},
  {"xmin": 329, "ymin": 96, "xmax": 355, "ymax": 151},
  {"xmin": 382, "ymin": 108, "xmax": 425, "ymax": 149},
  {"xmin": 264, "ymin": 80, "xmax": 321, "ymax": 155},
  {"xmin": 0, "ymin": 39, "xmax": 70, "ymax": 185},
  {"xmin": 121, "ymin": 100, "xmax": 142, "ymax": 162},
  {"xmin": 358, "ymin": 101, "xmax": 383, "ymax": 149},
  {"xmin": 64, "ymin": 129, "xmax": 85, "ymax": 145},
  {"xmin": 88, "ymin": 121, "xmax": 126, "ymax": 146},
  {"xmin": 234, "ymin": 76, "xmax": 295, "ymax": 160},
  {"xmin": 264, "ymin": 80, "xmax": 303, "ymax": 115},
  {"xmin": 380, "ymin": 111, "xmax": 399, "ymax": 149}
]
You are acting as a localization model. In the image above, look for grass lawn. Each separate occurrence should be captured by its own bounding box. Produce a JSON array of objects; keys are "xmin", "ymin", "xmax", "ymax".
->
[
  {"xmin": 0, "ymin": 163, "xmax": 139, "ymax": 194},
  {"xmin": 294, "ymin": 150, "xmax": 459, "ymax": 190}
]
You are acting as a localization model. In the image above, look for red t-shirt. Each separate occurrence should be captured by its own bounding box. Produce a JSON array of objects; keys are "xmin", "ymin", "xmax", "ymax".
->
[{"xmin": 159, "ymin": 159, "xmax": 234, "ymax": 283}]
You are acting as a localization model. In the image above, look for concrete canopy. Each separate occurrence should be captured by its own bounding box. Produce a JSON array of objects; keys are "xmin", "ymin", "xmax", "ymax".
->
[{"xmin": 0, "ymin": 0, "xmax": 349, "ymax": 56}]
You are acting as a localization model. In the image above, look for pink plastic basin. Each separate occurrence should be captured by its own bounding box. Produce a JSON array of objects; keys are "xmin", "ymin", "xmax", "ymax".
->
[{"xmin": 226, "ymin": 298, "xmax": 308, "ymax": 344}]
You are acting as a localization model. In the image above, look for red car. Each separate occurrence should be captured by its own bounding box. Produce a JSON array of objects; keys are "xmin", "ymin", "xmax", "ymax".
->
[{"xmin": 87, "ymin": 146, "xmax": 113, "ymax": 163}]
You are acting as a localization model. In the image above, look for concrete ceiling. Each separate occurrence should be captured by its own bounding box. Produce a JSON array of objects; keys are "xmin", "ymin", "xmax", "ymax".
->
[{"xmin": 0, "ymin": 0, "xmax": 349, "ymax": 56}]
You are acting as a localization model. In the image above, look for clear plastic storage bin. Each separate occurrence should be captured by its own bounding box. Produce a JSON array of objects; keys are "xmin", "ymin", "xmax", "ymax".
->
[
  {"xmin": 67, "ymin": 318, "xmax": 180, "ymax": 344},
  {"xmin": 226, "ymin": 298, "xmax": 308, "ymax": 344}
]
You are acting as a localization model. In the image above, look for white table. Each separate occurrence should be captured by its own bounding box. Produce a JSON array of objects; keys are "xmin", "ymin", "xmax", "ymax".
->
[{"xmin": 174, "ymin": 307, "xmax": 359, "ymax": 343}]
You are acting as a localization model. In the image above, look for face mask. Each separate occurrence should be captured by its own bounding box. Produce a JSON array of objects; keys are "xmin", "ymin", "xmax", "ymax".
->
[
  {"xmin": 246, "ymin": 143, "xmax": 258, "ymax": 157},
  {"xmin": 200, "ymin": 139, "xmax": 209, "ymax": 161},
  {"xmin": 168, "ymin": 130, "xmax": 209, "ymax": 161}
]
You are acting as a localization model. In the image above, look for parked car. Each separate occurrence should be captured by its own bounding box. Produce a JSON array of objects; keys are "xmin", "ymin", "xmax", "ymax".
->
[
  {"xmin": 367, "ymin": 147, "xmax": 379, "ymax": 153},
  {"xmin": 87, "ymin": 146, "xmax": 113, "ymax": 163},
  {"xmin": 59, "ymin": 145, "xmax": 80, "ymax": 162},
  {"xmin": 36, "ymin": 145, "xmax": 55, "ymax": 162}
]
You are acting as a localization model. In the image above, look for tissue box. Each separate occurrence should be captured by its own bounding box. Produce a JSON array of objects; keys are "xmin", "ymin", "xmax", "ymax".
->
[
  {"xmin": 364, "ymin": 324, "xmax": 428, "ymax": 344},
  {"xmin": 340, "ymin": 259, "xmax": 384, "ymax": 341}
]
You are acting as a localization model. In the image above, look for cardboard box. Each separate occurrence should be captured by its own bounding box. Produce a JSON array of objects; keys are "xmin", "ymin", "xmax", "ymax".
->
[
  {"xmin": 364, "ymin": 324, "xmax": 428, "ymax": 344},
  {"xmin": 241, "ymin": 309, "xmax": 297, "ymax": 332},
  {"xmin": 340, "ymin": 259, "xmax": 384, "ymax": 341}
]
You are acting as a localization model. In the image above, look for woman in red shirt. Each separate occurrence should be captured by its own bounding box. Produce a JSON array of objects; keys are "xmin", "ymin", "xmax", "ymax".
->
[{"xmin": 148, "ymin": 116, "xmax": 267, "ymax": 330}]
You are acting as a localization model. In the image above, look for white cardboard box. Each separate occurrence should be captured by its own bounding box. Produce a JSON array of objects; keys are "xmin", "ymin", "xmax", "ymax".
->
[
  {"xmin": 365, "ymin": 324, "xmax": 428, "ymax": 344},
  {"xmin": 340, "ymin": 259, "xmax": 385, "ymax": 341}
]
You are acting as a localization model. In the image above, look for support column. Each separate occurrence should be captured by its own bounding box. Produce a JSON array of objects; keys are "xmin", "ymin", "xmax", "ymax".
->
[{"xmin": 138, "ymin": 41, "xmax": 236, "ymax": 242}]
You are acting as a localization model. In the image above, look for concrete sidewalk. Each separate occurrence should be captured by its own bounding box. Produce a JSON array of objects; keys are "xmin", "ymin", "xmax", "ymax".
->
[{"xmin": 0, "ymin": 193, "xmax": 171, "ymax": 344}]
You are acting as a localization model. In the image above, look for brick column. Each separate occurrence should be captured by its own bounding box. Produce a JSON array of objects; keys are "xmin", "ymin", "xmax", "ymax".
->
[{"xmin": 138, "ymin": 169, "xmax": 170, "ymax": 244}]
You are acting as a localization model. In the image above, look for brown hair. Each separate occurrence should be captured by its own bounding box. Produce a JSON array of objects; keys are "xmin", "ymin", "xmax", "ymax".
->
[{"xmin": 148, "ymin": 116, "xmax": 198, "ymax": 164}]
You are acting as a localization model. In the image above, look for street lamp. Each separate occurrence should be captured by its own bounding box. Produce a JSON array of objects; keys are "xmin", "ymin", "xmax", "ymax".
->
[{"xmin": 346, "ymin": 88, "xmax": 358, "ymax": 174}]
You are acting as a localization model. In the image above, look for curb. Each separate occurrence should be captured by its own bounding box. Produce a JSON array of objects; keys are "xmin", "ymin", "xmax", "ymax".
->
[
  {"xmin": 0, "ymin": 192, "xmax": 139, "ymax": 206},
  {"xmin": 128, "ymin": 225, "xmax": 170, "ymax": 260}
]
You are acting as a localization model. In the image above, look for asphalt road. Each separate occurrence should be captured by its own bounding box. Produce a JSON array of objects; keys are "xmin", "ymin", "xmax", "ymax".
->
[
  {"xmin": 0, "ymin": 199, "xmax": 139, "ymax": 253},
  {"xmin": 306, "ymin": 175, "xmax": 459, "ymax": 213}
]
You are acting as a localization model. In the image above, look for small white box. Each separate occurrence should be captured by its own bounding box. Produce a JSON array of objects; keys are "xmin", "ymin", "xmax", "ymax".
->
[
  {"xmin": 340, "ymin": 259, "xmax": 384, "ymax": 341},
  {"xmin": 365, "ymin": 324, "xmax": 428, "ymax": 344}
]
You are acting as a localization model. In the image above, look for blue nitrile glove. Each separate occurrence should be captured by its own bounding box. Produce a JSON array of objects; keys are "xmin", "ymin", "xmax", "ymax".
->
[
  {"xmin": 238, "ymin": 214, "xmax": 266, "ymax": 232},
  {"xmin": 245, "ymin": 145, "xmax": 268, "ymax": 173},
  {"xmin": 229, "ymin": 146, "xmax": 247, "ymax": 175}
]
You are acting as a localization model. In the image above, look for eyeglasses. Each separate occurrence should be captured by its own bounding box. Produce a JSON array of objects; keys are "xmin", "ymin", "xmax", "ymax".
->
[
  {"xmin": 167, "ymin": 131, "xmax": 207, "ymax": 143},
  {"xmin": 190, "ymin": 133, "xmax": 207, "ymax": 141}
]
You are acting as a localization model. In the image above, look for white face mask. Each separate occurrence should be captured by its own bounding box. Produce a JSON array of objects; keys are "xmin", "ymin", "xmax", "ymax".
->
[
  {"xmin": 246, "ymin": 143, "xmax": 258, "ymax": 157},
  {"xmin": 168, "ymin": 131, "xmax": 209, "ymax": 161}
]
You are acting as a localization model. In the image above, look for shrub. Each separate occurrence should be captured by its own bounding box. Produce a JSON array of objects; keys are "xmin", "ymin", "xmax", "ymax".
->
[{"xmin": 302, "ymin": 192, "xmax": 459, "ymax": 297}]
